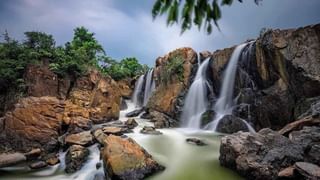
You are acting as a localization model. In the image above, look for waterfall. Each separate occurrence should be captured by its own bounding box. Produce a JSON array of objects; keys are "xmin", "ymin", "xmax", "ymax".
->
[
  {"xmin": 143, "ymin": 69, "xmax": 155, "ymax": 106},
  {"xmin": 181, "ymin": 58, "xmax": 210, "ymax": 129},
  {"xmin": 132, "ymin": 75, "xmax": 145, "ymax": 107},
  {"xmin": 205, "ymin": 43, "xmax": 255, "ymax": 132}
]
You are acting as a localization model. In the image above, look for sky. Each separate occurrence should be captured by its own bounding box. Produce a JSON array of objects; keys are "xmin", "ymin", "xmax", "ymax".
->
[{"xmin": 0, "ymin": 0, "xmax": 319, "ymax": 66}]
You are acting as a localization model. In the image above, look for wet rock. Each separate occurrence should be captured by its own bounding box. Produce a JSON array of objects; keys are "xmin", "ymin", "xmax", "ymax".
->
[
  {"xmin": 65, "ymin": 145, "xmax": 89, "ymax": 173},
  {"xmin": 29, "ymin": 161, "xmax": 47, "ymax": 169},
  {"xmin": 125, "ymin": 109, "xmax": 143, "ymax": 117},
  {"xmin": 96, "ymin": 162, "xmax": 102, "ymax": 169},
  {"xmin": 102, "ymin": 127, "xmax": 131, "ymax": 136},
  {"xmin": 216, "ymin": 115, "xmax": 250, "ymax": 134},
  {"xmin": 149, "ymin": 111, "xmax": 175, "ymax": 128},
  {"xmin": 102, "ymin": 135, "xmax": 165, "ymax": 180},
  {"xmin": 219, "ymin": 128, "xmax": 304, "ymax": 180},
  {"xmin": 140, "ymin": 112, "xmax": 152, "ymax": 119},
  {"xmin": 24, "ymin": 148, "xmax": 41, "ymax": 160},
  {"xmin": 186, "ymin": 138, "xmax": 207, "ymax": 146},
  {"xmin": 46, "ymin": 156, "xmax": 60, "ymax": 166},
  {"xmin": 199, "ymin": 51, "xmax": 212, "ymax": 63},
  {"xmin": 125, "ymin": 118, "xmax": 138, "ymax": 129},
  {"xmin": 65, "ymin": 131, "xmax": 93, "ymax": 146},
  {"xmin": 0, "ymin": 153, "xmax": 26, "ymax": 168},
  {"xmin": 93, "ymin": 129, "xmax": 108, "ymax": 145},
  {"xmin": 140, "ymin": 126, "xmax": 162, "ymax": 135},
  {"xmin": 200, "ymin": 110, "xmax": 215, "ymax": 127},
  {"xmin": 294, "ymin": 162, "xmax": 320, "ymax": 180}
]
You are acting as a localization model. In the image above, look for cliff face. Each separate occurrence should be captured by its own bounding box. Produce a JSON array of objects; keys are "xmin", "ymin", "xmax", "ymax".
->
[
  {"xmin": 147, "ymin": 47, "xmax": 197, "ymax": 121},
  {"xmin": 210, "ymin": 24, "xmax": 320, "ymax": 130},
  {"xmin": 0, "ymin": 64, "xmax": 124, "ymax": 152}
]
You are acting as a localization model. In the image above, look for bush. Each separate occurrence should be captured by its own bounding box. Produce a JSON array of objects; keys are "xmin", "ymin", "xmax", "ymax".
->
[{"xmin": 159, "ymin": 53, "xmax": 184, "ymax": 85}]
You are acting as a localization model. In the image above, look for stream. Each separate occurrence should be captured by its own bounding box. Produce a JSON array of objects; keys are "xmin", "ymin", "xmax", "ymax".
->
[{"xmin": 0, "ymin": 100, "xmax": 242, "ymax": 180}]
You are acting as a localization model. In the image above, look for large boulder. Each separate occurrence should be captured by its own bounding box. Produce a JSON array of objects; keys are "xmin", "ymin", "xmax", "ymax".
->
[
  {"xmin": 219, "ymin": 126, "xmax": 320, "ymax": 180},
  {"xmin": 65, "ymin": 131, "xmax": 94, "ymax": 146},
  {"xmin": 0, "ymin": 153, "xmax": 26, "ymax": 168},
  {"xmin": 102, "ymin": 135, "xmax": 164, "ymax": 180},
  {"xmin": 2, "ymin": 97, "xmax": 64, "ymax": 151},
  {"xmin": 215, "ymin": 114, "xmax": 250, "ymax": 134},
  {"xmin": 147, "ymin": 47, "xmax": 197, "ymax": 121}
]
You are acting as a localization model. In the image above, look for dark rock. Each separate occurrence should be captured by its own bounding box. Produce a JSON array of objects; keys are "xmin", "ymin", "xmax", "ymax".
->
[
  {"xmin": 65, "ymin": 145, "xmax": 89, "ymax": 173},
  {"xmin": 219, "ymin": 128, "xmax": 305, "ymax": 180},
  {"xmin": 216, "ymin": 115, "xmax": 251, "ymax": 134},
  {"xmin": 186, "ymin": 138, "xmax": 207, "ymax": 146},
  {"xmin": 294, "ymin": 162, "xmax": 320, "ymax": 180},
  {"xmin": 96, "ymin": 162, "xmax": 102, "ymax": 169},
  {"xmin": 140, "ymin": 126, "xmax": 162, "ymax": 135},
  {"xmin": 149, "ymin": 111, "xmax": 176, "ymax": 128},
  {"xmin": 29, "ymin": 161, "xmax": 47, "ymax": 169},
  {"xmin": 102, "ymin": 135, "xmax": 165, "ymax": 180},
  {"xmin": 140, "ymin": 112, "xmax": 152, "ymax": 119},
  {"xmin": 125, "ymin": 118, "xmax": 138, "ymax": 129},
  {"xmin": 0, "ymin": 153, "xmax": 26, "ymax": 168},
  {"xmin": 289, "ymin": 126, "xmax": 320, "ymax": 149},
  {"xmin": 308, "ymin": 144, "xmax": 320, "ymax": 166},
  {"xmin": 120, "ymin": 98, "xmax": 128, "ymax": 110},
  {"xmin": 125, "ymin": 109, "xmax": 143, "ymax": 117},
  {"xmin": 200, "ymin": 110, "xmax": 215, "ymax": 127}
]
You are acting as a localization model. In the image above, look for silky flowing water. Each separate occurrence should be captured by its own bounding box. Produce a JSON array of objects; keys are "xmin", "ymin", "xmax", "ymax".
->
[{"xmin": 0, "ymin": 101, "xmax": 243, "ymax": 180}]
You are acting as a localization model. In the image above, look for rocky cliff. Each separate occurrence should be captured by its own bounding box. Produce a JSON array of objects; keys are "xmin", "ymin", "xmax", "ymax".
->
[
  {"xmin": 209, "ymin": 24, "xmax": 320, "ymax": 130},
  {"xmin": 146, "ymin": 47, "xmax": 198, "ymax": 127},
  {"xmin": 0, "ymin": 64, "xmax": 126, "ymax": 153}
]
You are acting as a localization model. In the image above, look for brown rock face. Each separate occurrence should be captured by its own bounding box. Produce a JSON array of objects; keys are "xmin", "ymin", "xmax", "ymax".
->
[
  {"xmin": 65, "ymin": 131, "xmax": 93, "ymax": 146},
  {"xmin": 3, "ymin": 97, "xmax": 64, "ymax": 151},
  {"xmin": 147, "ymin": 47, "xmax": 197, "ymax": 121},
  {"xmin": 102, "ymin": 135, "xmax": 164, "ymax": 180},
  {"xmin": 25, "ymin": 64, "xmax": 59, "ymax": 97},
  {"xmin": 117, "ymin": 79, "xmax": 133, "ymax": 98}
]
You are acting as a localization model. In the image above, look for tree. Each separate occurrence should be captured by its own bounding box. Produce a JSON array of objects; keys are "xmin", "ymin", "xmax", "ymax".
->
[
  {"xmin": 23, "ymin": 31, "xmax": 56, "ymax": 59},
  {"xmin": 152, "ymin": 0, "xmax": 261, "ymax": 34}
]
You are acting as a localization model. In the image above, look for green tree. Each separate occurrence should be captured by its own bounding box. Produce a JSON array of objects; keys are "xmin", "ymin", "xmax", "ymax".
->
[
  {"xmin": 152, "ymin": 0, "xmax": 261, "ymax": 34},
  {"xmin": 49, "ymin": 26, "xmax": 105, "ymax": 77},
  {"xmin": 23, "ymin": 31, "xmax": 56, "ymax": 60}
]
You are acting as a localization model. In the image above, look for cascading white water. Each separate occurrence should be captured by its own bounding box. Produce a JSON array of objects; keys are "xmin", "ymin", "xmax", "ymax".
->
[
  {"xmin": 132, "ymin": 75, "xmax": 145, "ymax": 106},
  {"xmin": 143, "ymin": 69, "xmax": 155, "ymax": 106},
  {"xmin": 181, "ymin": 58, "xmax": 210, "ymax": 129},
  {"xmin": 205, "ymin": 43, "xmax": 255, "ymax": 132}
]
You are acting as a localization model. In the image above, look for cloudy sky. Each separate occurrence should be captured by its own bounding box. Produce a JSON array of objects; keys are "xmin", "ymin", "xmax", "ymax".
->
[{"xmin": 0, "ymin": 0, "xmax": 319, "ymax": 65}]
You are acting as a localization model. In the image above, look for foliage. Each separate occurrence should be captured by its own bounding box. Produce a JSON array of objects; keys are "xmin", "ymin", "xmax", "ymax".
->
[
  {"xmin": 49, "ymin": 27, "xmax": 105, "ymax": 77},
  {"xmin": 0, "ymin": 31, "xmax": 26, "ymax": 90},
  {"xmin": 101, "ymin": 57, "xmax": 148, "ymax": 81},
  {"xmin": 152, "ymin": 0, "xmax": 261, "ymax": 34},
  {"xmin": 159, "ymin": 53, "xmax": 184, "ymax": 85}
]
